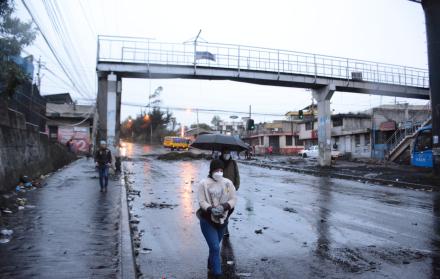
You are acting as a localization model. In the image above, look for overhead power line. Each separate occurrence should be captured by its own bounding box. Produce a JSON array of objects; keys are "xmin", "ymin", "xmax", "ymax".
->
[
  {"xmin": 119, "ymin": 101, "xmax": 285, "ymax": 117},
  {"xmin": 21, "ymin": 0, "xmax": 95, "ymax": 100}
]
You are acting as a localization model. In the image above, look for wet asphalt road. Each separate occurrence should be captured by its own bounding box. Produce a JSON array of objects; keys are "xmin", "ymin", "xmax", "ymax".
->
[
  {"xmin": 124, "ymin": 143, "xmax": 440, "ymax": 279},
  {"xmin": 0, "ymin": 159, "xmax": 122, "ymax": 279}
]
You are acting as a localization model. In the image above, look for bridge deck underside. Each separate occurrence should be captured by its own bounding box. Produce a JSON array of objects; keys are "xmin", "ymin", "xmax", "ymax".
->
[{"xmin": 97, "ymin": 62, "xmax": 430, "ymax": 99}]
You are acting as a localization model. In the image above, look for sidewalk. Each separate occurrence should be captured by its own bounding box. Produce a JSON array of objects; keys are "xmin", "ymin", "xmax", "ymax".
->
[{"xmin": 0, "ymin": 158, "xmax": 134, "ymax": 279}]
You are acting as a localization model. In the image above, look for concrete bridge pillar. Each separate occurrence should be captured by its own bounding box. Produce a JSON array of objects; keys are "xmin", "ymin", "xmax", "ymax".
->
[
  {"xmin": 97, "ymin": 73, "xmax": 121, "ymax": 147},
  {"xmin": 422, "ymin": 0, "xmax": 440, "ymax": 174},
  {"xmin": 313, "ymin": 84, "xmax": 335, "ymax": 167}
]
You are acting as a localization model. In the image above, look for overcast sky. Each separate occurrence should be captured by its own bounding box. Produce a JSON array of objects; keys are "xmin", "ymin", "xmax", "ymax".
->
[{"xmin": 17, "ymin": 0, "xmax": 429, "ymax": 126}]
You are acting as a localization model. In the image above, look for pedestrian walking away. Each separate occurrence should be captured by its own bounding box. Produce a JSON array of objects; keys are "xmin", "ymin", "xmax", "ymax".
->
[
  {"xmin": 220, "ymin": 149, "xmax": 240, "ymax": 237},
  {"xmin": 66, "ymin": 138, "xmax": 74, "ymax": 153},
  {"xmin": 197, "ymin": 159, "xmax": 237, "ymax": 278},
  {"xmin": 94, "ymin": 140, "xmax": 112, "ymax": 192},
  {"xmin": 267, "ymin": 145, "xmax": 273, "ymax": 159}
]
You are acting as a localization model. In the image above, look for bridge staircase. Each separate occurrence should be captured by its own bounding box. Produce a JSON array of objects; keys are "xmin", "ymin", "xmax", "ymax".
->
[{"xmin": 386, "ymin": 115, "xmax": 432, "ymax": 162}]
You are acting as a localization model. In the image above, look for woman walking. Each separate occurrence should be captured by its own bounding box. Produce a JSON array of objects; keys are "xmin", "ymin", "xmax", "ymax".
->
[
  {"xmin": 197, "ymin": 159, "xmax": 237, "ymax": 278},
  {"xmin": 220, "ymin": 149, "xmax": 240, "ymax": 237}
]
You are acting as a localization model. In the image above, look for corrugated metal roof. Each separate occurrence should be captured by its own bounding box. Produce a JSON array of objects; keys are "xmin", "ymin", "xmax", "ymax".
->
[{"xmin": 46, "ymin": 103, "xmax": 94, "ymax": 118}]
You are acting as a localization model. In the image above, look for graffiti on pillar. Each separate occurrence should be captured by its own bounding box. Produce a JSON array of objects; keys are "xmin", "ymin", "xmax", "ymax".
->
[{"xmin": 318, "ymin": 116, "xmax": 331, "ymax": 140}]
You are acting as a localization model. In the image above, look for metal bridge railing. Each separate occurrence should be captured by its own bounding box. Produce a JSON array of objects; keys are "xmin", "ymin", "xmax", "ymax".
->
[{"xmin": 97, "ymin": 35, "xmax": 429, "ymax": 88}]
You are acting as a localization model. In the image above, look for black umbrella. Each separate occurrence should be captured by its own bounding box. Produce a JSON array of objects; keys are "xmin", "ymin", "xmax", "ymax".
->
[{"xmin": 190, "ymin": 134, "xmax": 250, "ymax": 152}]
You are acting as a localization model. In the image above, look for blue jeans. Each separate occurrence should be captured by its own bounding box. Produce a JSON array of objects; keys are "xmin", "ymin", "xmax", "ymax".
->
[
  {"xmin": 98, "ymin": 166, "xmax": 109, "ymax": 189},
  {"xmin": 200, "ymin": 218, "xmax": 226, "ymax": 275}
]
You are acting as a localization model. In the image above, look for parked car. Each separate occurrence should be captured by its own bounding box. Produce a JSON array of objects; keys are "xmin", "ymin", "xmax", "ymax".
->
[
  {"xmin": 299, "ymin": 145, "xmax": 340, "ymax": 159},
  {"xmin": 299, "ymin": 145, "xmax": 319, "ymax": 158}
]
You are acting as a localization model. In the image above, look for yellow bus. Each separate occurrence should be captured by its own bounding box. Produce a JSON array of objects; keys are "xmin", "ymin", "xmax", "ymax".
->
[{"xmin": 163, "ymin": 136, "xmax": 190, "ymax": 150}]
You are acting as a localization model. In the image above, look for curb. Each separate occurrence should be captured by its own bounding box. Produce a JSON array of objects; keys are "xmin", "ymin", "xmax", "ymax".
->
[
  {"xmin": 119, "ymin": 167, "xmax": 136, "ymax": 279},
  {"xmin": 239, "ymin": 160, "xmax": 436, "ymax": 192}
]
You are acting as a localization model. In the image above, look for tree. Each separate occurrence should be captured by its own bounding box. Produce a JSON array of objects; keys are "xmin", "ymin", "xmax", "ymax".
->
[
  {"xmin": 120, "ymin": 108, "xmax": 174, "ymax": 143},
  {"xmin": 211, "ymin": 115, "xmax": 221, "ymax": 130},
  {"xmin": 0, "ymin": 0, "xmax": 36, "ymax": 97},
  {"xmin": 190, "ymin": 123, "xmax": 212, "ymax": 131}
]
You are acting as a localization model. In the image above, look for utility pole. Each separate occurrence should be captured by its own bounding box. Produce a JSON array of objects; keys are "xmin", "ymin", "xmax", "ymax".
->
[
  {"xmin": 196, "ymin": 108, "xmax": 200, "ymax": 136},
  {"xmin": 150, "ymin": 121, "xmax": 153, "ymax": 145},
  {"xmin": 148, "ymin": 86, "xmax": 163, "ymax": 145},
  {"xmin": 193, "ymin": 29, "xmax": 202, "ymax": 70},
  {"xmin": 91, "ymin": 104, "xmax": 99, "ymax": 152},
  {"xmin": 148, "ymin": 87, "xmax": 152, "ymax": 145},
  {"xmin": 311, "ymin": 96, "xmax": 315, "ymax": 131},
  {"xmin": 31, "ymin": 56, "xmax": 43, "ymax": 124},
  {"xmin": 248, "ymin": 105, "xmax": 252, "ymax": 137},
  {"xmin": 36, "ymin": 56, "xmax": 42, "ymax": 92}
]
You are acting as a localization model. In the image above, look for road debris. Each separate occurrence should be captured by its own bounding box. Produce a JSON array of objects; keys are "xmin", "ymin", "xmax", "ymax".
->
[
  {"xmin": 143, "ymin": 202, "xmax": 178, "ymax": 209},
  {"xmin": 157, "ymin": 152, "xmax": 208, "ymax": 161},
  {"xmin": 283, "ymin": 207, "xmax": 297, "ymax": 213}
]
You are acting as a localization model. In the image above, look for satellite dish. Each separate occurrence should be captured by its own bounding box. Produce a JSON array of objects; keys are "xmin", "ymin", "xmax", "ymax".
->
[{"xmin": 230, "ymin": 115, "xmax": 238, "ymax": 119}]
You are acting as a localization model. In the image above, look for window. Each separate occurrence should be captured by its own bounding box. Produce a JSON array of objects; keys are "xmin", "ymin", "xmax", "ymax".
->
[
  {"xmin": 305, "ymin": 122, "xmax": 313, "ymax": 131},
  {"xmin": 48, "ymin": 126, "xmax": 58, "ymax": 140},
  {"xmin": 294, "ymin": 136, "xmax": 304, "ymax": 146},
  {"xmin": 286, "ymin": 136, "xmax": 293, "ymax": 146},
  {"xmin": 365, "ymin": 134, "xmax": 370, "ymax": 146},
  {"xmin": 333, "ymin": 118, "xmax": 343, "ymax": 127},
  {"xmin": 415, "ymin": 129, "xmax": 432, "ymax": 152},
  {"xmin": 355, "ymin": 134, "xmax": 361, "ymax": 146}
]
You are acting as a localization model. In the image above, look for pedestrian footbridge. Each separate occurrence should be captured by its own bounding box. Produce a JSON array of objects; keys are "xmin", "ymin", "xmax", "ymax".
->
[{"xmin": 95, "ymin": 35, "xmax": 430, "ymax": 166}]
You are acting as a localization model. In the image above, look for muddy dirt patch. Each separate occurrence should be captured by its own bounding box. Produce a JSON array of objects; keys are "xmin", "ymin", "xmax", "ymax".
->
[
  {"xmin": 142, "ymin": 202, "xmax": 178, "ymax": 209},
  {"xmin": 157, "ymin": 152, "xmax": 208, "ymax": 161}
]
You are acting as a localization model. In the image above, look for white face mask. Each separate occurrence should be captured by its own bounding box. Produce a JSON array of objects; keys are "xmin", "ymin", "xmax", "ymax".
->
[
  {"xmin": 212, "ymin": 171, "xmax": 223, "ymax": 180},
  {"xmin": 222, "ymin": 154, "xmax": 231, "ymax": 160}
]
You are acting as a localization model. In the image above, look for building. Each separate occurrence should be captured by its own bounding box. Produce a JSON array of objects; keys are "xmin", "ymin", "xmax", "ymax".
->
[
  {"xmin": 296, "ymin": 113, "xmax": 372, "ymax": 159},
  {"xmin": 43, "ymin": 93, "xmax": 74, "ymax": 104},
  {"xmin": 217, "ymin": 119, "xmax": 246, "ymax": 135},
  {"xmin": 45, "ymin": 94, "xmax": 95, "ymax": 154},
  {"xmin": 7, "ymin": 55, "xmax": 47, "ymax": 132},
  {"xmin": 330, "ymin": 113, "xmax": 372, "ymax": 158},
  {"xmin": 242, "ymin": 120, "xmax": 304, "ymax": 155},
  {"xmin": 367, "ymin": 103, "xmax": 431, "ymax": 159},
  {"xmin": 184, "ymin": 128, "xmax": 212, "ymax": 142},
  {"xmin": 245, "ymin": 111, "xmax": 371, "ymax": 158}
]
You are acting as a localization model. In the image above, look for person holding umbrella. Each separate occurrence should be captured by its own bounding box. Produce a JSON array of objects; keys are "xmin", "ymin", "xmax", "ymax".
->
[
  {"xmin": 220, "ymin": 149, "xmax": 240, "ymax": 237},
  {"xmin": 197, "ymin": 159, "xmax": 237, "ymax": 278}
]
